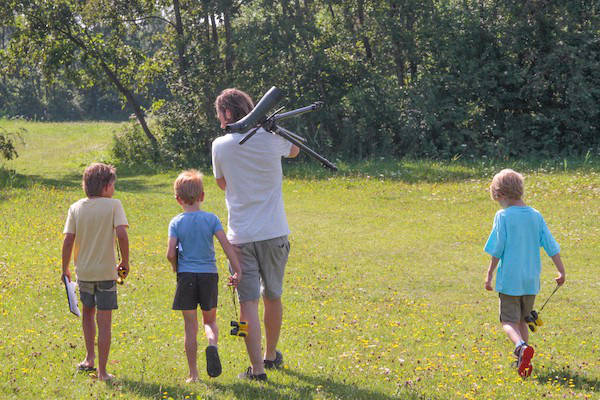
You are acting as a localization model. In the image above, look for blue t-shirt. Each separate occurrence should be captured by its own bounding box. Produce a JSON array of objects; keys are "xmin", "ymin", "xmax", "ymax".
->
[
  {"xmin": 484, "ymin": 206, "xmax": 560, "ymax": 296},
  {"xmin": 168, "ymin": 211, "xmax": 224, "ymax": 274}
]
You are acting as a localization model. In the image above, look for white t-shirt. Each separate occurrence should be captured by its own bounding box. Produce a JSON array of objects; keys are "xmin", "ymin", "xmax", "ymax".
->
[{"xmin": 212, "ymin": 128, "xmax": 292, "ymax": 244}]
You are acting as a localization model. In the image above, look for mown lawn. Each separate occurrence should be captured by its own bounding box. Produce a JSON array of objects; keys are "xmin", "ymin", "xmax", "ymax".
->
[{"xmin": 0, "ymin": 120, "xmax": 599, "ymax": 399}]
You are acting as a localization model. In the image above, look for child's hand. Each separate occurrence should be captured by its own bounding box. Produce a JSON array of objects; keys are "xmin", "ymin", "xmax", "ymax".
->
[
  {"xmin": 62, "ymin": 270, "xmax": 71, "ymax": 282},
  {"xmin": 228, "ymin": 272, "xmax": 241, "ymax": 288},
  {"xmin": 555, "ymin": 272, "xmax": 566, "ymax": 286},
  {"xmin": 484, "ymin": 276, "xmax": 493, "ymax": 291}
]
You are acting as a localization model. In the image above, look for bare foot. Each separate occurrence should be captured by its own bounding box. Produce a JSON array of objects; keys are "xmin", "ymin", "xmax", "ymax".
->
[
  {"xmin": 97, "ymin": 372, "xmax": 115, "ymax": 381},
  {"xmin": 186, "ymin": 376, "xmax": 199, "ymax": 383}
]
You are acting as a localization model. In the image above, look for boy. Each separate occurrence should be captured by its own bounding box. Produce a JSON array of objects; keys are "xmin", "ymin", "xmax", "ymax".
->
[
  {"xmin": 166, "ymin": 169, "xmax": 241, "ymax": 382},
  {"xmin": 62, "ymin": 163, "xmax": 129, "ymax": 381},
  {"xmin": 484, "ymin": 169, "xmax": 566, "ymax": 378}
]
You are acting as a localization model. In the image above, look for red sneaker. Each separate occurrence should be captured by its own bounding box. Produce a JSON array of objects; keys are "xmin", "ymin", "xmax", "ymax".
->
[{"xmin": 517, "ymin": 345, "xmax": 534, "ymax": 377}]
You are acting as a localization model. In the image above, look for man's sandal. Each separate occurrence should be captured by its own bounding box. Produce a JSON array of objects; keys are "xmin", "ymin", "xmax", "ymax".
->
[{"xmin": 264, "ymin": 350, "xmax": 283, "ymax": 370}]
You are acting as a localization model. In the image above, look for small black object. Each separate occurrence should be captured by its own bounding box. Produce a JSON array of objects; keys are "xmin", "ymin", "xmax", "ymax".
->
[
  {"xmin": 229, "ymin": 287, "xmax": 248, "ymax": 337},
  {"xmin": 524, "ymin": 285, "xmax": 560, "ymax": 332},
  {"xmin": 230, "ymin": 320, "xmax": 248, "ymax": 337}
]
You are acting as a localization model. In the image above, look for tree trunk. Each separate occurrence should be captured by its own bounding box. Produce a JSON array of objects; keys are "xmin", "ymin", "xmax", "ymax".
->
[
  {"xmin": 98, "ymin": 60, "xmax": 157, "ymax": 146},
  {"xmin": 388, "ymin": 0, "xmax": 405, "ymax": 85},
  {"xmin": 204, "ymin": 13, "xmax": 210, "ymax": 43},
  {"xmin": 357, "ymin": 0, "xmax": 373, "ymax": 62},
  {"xmin": 172, "ymin": 0, "xmax": 187, "ymax": 75},
  {"xmin": 224, "ymin": 7, "xmax": 233, "ymax": 73},
  {"xmin": 210, "ymin": 13, "xmax": 218, "ymax": 48}
]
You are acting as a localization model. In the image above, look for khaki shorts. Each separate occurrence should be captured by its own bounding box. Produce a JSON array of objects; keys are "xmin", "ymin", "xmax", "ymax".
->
[
  {"xmin": 78, "ymin": 280, "xmax": 118, "ymax": 310},
  {"xmin": 499, "ymin": 293, "xmax": 535, "ymax": 323},
  {"xmin": 231, "ymin": 236, "xmax": 290, "ymax": 302}
]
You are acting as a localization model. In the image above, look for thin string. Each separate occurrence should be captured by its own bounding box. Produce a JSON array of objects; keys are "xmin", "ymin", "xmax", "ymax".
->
[
  {"xmin": 539, "ymin": 284, "xmax": 560, "ymax": 313},
  {"xmin": 231, "ymin": 287, "xmax": 239, "ymax": 321}
]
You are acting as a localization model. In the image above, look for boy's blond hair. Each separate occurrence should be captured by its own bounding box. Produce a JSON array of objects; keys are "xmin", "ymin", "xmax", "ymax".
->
[
  {"xmin": 490, "ymin": 169, "xmax": 524, "ymax": 200},
  {"xmin": 214, "ymin": 88, "xmax": 254, "ymax": 125},
  {"xmin": 174, "ymin": 169, "xmax": 204, "ymax": 205},
  {"xmin": 83, "ymin": 163, "xmax": 116, "ymax": 197}
]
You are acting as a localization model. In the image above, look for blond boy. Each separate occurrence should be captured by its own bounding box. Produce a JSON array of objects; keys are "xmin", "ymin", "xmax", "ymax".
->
[
  {"xmin": 484, "ymin": 169, "xmax": 565, "ymax": 378},
  {"xmin": 62, "ymin": 163, "xmax": 129, "ymax": 381},
  {"xmin": 166, "ymin": 170, "xmax": 241, "ymax": 382}
]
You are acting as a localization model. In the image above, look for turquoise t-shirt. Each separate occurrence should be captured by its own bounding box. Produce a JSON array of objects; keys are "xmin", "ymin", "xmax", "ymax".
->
[
  {"xmin": 168, "ymin": 211, "xmax": 223, "ymax": 274},
  {"xmin": 484, "ymin": 206, "xmax": 560, "ymax": 296}
]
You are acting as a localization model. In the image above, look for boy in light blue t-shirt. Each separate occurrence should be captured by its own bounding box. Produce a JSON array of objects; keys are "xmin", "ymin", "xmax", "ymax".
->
[
  {"xmin": 166, "ymin": 170, "xmax": 242, "ymax": 383},
  {"xmin": 484, "ymin": 169, "xmax": 565, "ymax": 378}
]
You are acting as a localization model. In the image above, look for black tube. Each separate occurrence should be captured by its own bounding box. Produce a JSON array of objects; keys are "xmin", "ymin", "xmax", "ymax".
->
[{"xmin": 225, "ymin": 87, "xmax": 284, "ymax": 132}]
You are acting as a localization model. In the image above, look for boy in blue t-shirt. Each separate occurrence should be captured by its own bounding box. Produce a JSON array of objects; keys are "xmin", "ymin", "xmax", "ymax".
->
[
  {"xmin": 166, "ymin": 170, "xmax": 242, "ymax": 382},
  {"xmin": 484, "ymin": 169, "xmax": 566, "ymax": 378}
]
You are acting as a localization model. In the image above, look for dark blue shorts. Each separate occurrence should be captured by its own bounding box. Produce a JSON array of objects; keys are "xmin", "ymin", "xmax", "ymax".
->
[{"xmin": 172, "ymin": 273, "xmax": 218, "ymax": 311}]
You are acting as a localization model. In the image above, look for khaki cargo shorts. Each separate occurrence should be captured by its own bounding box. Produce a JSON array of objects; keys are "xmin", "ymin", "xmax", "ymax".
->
[
  {"xmin": 499, "ymin": 293, "xmax": 535, "ymax": 323},
  {"xmin": 231, "ymin": 236, "xmax": 290, "ymax": 302}
]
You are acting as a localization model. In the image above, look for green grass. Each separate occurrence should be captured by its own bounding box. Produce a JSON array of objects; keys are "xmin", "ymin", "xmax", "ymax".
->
[{"xmin": 1, "ymin": 120, "xmax": 599, "ymax": 400}]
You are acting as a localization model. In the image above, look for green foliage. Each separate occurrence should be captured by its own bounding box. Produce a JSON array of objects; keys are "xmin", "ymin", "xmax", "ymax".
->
[
  {"xmin": 0, "ymin": 126, "xmax": 20, "ymax": 161},
  {"xmin": 112, "ymin": 122, "xmax": 159, "ymax": 167},
  {"xmin": 2, "ymin": 1, "xmax": 600, "ymax": 161},
  {"xmin": 395, "ymin": 1, "xmax": 600, "ymax": 159}
]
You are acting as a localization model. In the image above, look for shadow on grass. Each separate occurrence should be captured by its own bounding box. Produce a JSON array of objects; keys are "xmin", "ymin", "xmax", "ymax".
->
[
  {"xmin": 113, "ymin": 376, "xmax": 286, "ymax": 400},
  {"xmin": 111, "ymin": 377, "xmax": 194, "ymax": 399},
  {"xmin": 111, "ymin": 369, "xmax": 431, "ymax": 400},
  {"xmin": 278, "ymin": 368, "xmax": 433, "ymax": 400},
  {"xmin": 0, "ymin": 168, "xmax": 160, "ymax": 195},
  {"xmin": 535, "ymin": 365, "xmax": 600, "ymax": 392}
]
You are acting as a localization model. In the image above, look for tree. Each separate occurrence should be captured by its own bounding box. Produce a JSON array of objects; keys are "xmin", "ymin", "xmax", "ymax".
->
[{"xmin": 2, "ymin": 0, "xmax": 159, "ymax": 144}]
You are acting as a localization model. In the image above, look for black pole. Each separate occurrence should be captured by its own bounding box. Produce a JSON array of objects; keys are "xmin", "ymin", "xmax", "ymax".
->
[{"xmin": 272, "ymin": 125, "xmax": 337, "ymax": 171}]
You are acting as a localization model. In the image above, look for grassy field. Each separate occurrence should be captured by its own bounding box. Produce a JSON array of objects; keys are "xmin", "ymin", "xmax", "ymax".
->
[{"xmin": 0, "ymin": 120, "xmax": 599, "ymax": 400}]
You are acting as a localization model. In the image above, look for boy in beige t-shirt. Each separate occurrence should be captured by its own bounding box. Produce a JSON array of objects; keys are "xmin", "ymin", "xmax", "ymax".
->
[{"xmin": 62, "ymin": 163, "xmax": 129, "ymax": 381}]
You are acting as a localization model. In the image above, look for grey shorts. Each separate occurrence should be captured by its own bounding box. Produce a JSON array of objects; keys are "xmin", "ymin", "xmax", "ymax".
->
[
  {"xmin": 78, "ymin": 280, "xmax": 118, "ymax": 310},
  {"xmin": 499, "ymin": 293, "xmax": 535, "ymax": 323},
  {"xmin": 231, "ymin": 236, "xmax": 290, "ymax": 302}
]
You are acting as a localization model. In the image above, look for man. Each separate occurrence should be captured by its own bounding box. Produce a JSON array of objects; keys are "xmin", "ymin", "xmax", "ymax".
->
[{"xmin": 211, "ymin": 88, "xmax": 299, "ymax": 380}]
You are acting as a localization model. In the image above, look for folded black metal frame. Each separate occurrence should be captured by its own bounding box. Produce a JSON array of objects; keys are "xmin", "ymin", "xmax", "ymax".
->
[{"xmin": 227, "ymin": 87, "xmax": 337, "ymax": 171}]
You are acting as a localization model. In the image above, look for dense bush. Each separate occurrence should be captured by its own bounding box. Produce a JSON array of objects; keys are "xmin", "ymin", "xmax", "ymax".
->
[{"xmin": 135, "ymin": 1, "xmax": 600, "ymax": 165}]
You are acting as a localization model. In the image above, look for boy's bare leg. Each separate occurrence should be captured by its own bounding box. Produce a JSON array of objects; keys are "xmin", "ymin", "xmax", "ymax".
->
[
  {"xmin": 81, "ymin": 304, "xmax": 96, "ymax": 368},
  {"xmin": 240, "ymin": 299, "xmax": 265, "ymax": 375},
  {"xmin": 518, "ymin": 321, "xmax": 529, "ymax": 343},
  {"xmin": 502, "ymin": 322, "xmax": 524, "ymax": 346},
  {"xmin": 263, "ymin": 297, "xmax": 282, "ymax": 361},
  {"xmin": 182, "ymin": 310, "xmax": 199, "ymax": 382},
  {"xmin": 96, "ymin": 310, "xmax": 113, "ymax": 380},
  {"xmin": 201, "ymin": 308, "xmax": 218, "ymax": 346}
]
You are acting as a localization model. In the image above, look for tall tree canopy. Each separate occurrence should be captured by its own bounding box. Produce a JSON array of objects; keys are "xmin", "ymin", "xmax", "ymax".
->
[{"xmin": 2, "ymin": 1, "xmax": 600, "ymax": 164}]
